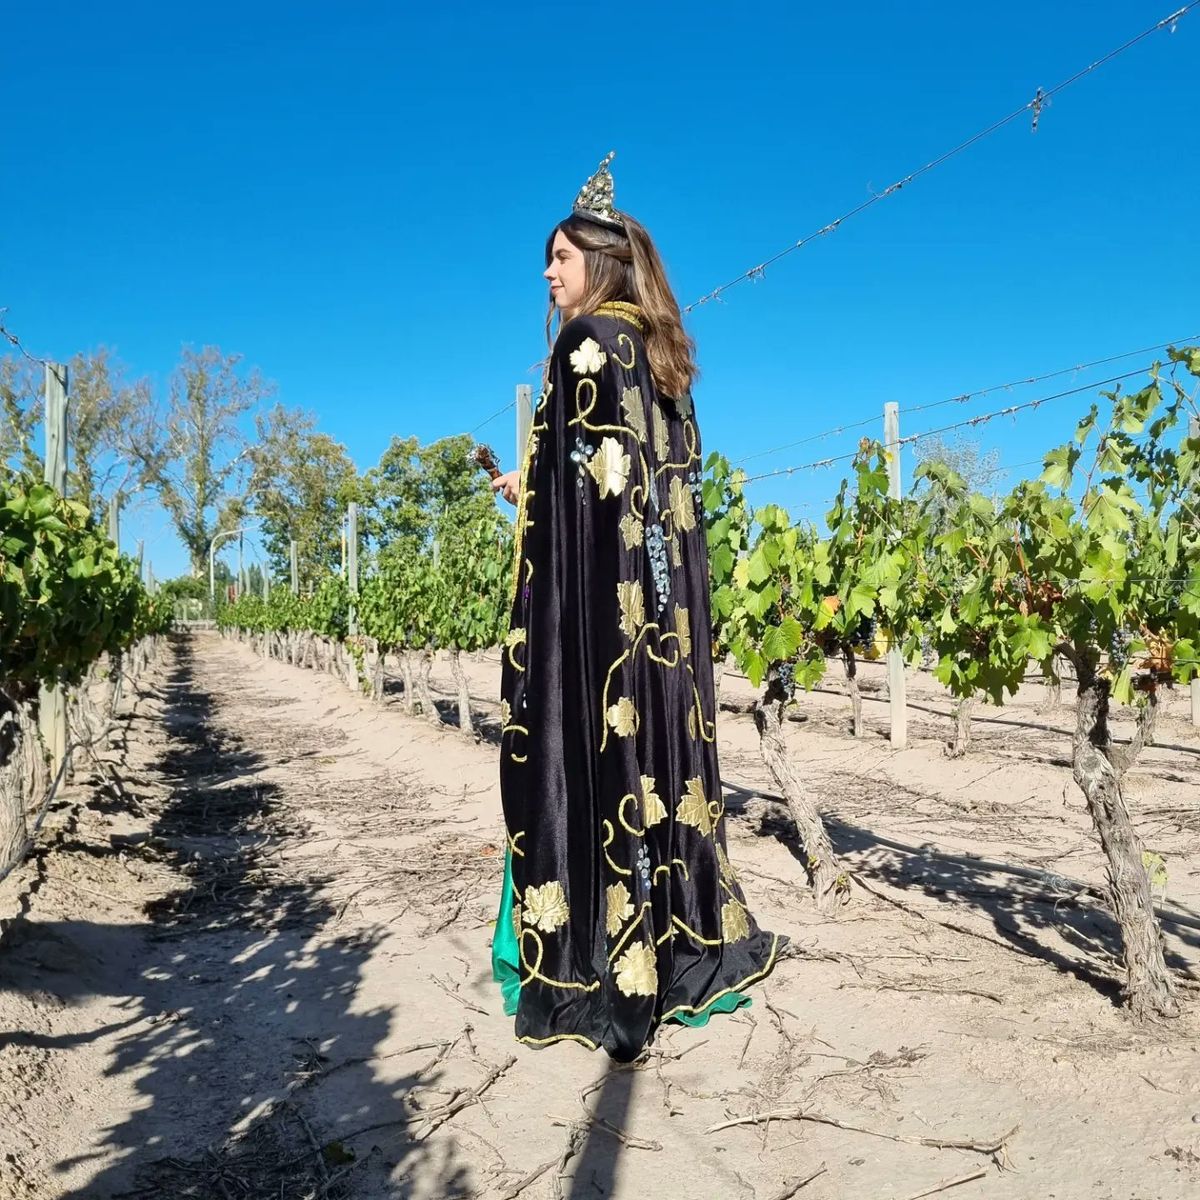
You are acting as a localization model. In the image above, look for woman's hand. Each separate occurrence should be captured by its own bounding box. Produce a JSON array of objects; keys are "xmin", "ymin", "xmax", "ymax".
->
[{"xmin": 491, "ymin": 469, "xmax": 521, "ymax": 506}]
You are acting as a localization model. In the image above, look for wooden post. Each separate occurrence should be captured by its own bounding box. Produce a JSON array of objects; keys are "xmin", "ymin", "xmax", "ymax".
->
[
  {"xmin": 1191, "ymin": 416, "xmax": 1200, "ymax": 727},
  {"xmin": 515, "ymin": 384, "xmax": 533, "ymax": 470},
  {"xmin": 106, "ymin": 493, "xmax": 120, "ymax": 549},
  {"xmin": 884, "ymin": 401, "xmax": 907, "ymax": 750},
  {"xmin": 290, "ymin": 538, "xmax": 299, "ymax": 594},
  {"xmin": 39, "ymin": 364, "xmax": 69, "ymax": 771},
  {"xmin": 347, "ymin": 502, "xmax": 359, "ymax": 635}
]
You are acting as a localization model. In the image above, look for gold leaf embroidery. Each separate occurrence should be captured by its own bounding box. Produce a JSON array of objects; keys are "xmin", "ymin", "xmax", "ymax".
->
[
  {"xmin": 669, "ymin": 475, "xmax": 696, "ymax": 533},
  {"xmin": 670, "ymin": 536, "xmax": 683, "ymax": 568},
  {"xmin": 640, "ymin": 775, "xmax": 667, "ymax": 827},
  {"xmin": 505, "ymin": 628, "xmax": 526, "ymax": 648},
  {"xmin": 511, "ymin": 902, "xmax": 523, "ymax": 940},
  {"xmin": 619, "ymin": 513, "xmax": 644, "ymax": 550},
  {"xmin": 606, "ymin": 697, "xmax": 639, "ymax": 738},
  {"xmin": 616, "ymin": 581, "xmax": 645, "ymax": 641},
  {"xmin": 676, "ymin": 394, "xmax": 693, "ymax": 419},
  {"xmin": 614, "ymin": 942, "xmax": 658, "ymax": 996},
  {"xmin": 620, "ymin": 386, "xmax": 647, "ymax": 441},
  {"xmin": 652, "ymin": 405, "xmax": 669, "ymax": 460},
  {"xmin": 605, "ymin": 881, "xmax": 634, "ymax": 937},
  {"xmin": 677, "ymin": 777, "xmax": 713, "ymax": 836},
  {"xmin": 569, "ymin": 337, "xmax": 607, "ymax": 376},
  {"xmin": 716, "ymin": 842, "xmax": 740, "ymax": 884},
  {"xmin": 523, "ymin": 881, "xmax": 570, "ymax": 932},
  {"xmin": 499, "ymin": 698, "xmax": 512, "ymax": 727},
  {"xmin": 722, "ymin": 899, "xmax": 750, "ymax": 943},
  {"xmin": 674, "ymin": 606, "xmax": 692, "ymax": 658},
  {"xmin": 587, "ymin": 436, "xmax": 632, "ymax": 499}
]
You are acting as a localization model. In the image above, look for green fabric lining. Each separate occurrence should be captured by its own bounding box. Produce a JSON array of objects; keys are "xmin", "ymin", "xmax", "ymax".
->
[
  {"xmin": 491, "ymin": 845, "xmax": 521, "ymax": 1017},
  {"xmin": 491, "ymin": 848, "xmax": 751, "ymax": 1028}
]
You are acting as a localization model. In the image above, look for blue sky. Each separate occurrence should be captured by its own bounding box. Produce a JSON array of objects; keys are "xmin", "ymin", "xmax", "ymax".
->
[{"xmin": 3, "ymin": 1, "xmax": 1197, "ymax": 579}]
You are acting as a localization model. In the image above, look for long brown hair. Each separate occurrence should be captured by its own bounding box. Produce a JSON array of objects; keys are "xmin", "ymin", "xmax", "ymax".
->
[{"xmin": 545, "ymin": 213, "xmax": 698, "ymax": 399}]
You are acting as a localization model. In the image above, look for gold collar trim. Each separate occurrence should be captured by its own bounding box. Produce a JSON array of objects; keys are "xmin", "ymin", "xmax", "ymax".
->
[{"xmin": 594, "ymin": 301, "xmax": 645, "ymax": 331}]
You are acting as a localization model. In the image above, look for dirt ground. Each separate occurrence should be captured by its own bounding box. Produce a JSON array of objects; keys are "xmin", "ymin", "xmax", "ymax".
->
[{"xmin": 3, "ymin": 631, "xmax": 1200, "ymax": 1200}]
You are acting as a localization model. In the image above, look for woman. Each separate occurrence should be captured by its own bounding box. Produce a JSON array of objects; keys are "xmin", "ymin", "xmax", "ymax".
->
[{"xmin": 490, "ymin": 153, "xmax": 779, "ymax": 1061}]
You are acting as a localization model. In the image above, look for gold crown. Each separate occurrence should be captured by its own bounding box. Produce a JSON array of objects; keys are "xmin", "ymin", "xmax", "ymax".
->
[{"xmin": 572, "ymin": 151, "xmax": 624, "ymax": 229}]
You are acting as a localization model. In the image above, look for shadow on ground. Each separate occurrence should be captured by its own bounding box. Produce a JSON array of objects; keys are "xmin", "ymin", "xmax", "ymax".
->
[
  {"xmin": 0, "ymin": 635, "xmax": 475, "ymax": 1199},
  {"xmin": 722, "ymin": 777, "xmax": 1200, "ymax": 1008}
]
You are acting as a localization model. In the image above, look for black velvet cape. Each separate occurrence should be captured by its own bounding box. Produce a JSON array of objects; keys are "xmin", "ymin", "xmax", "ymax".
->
[{"xmin": 497, "ymin": 302, "xmax": 779, "ymax": 1060}]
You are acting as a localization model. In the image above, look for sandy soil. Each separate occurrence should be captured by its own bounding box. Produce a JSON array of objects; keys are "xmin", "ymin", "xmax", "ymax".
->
[{"xmin": 2, "ymin": 631, "xmax": 1200, "ymax": 1200}]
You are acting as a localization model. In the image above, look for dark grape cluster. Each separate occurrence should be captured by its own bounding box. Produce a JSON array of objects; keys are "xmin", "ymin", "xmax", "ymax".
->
[
  {"xmin": 773, "ymin": 661, "xmax": 797, "ymax": 700},
  {"xmin": 854, "ymin": 615, "xmax": 879, "ymax": 653},
  {"xmin": 920, "ymin": 634, "xmax": 934, "ymax": 665},
  {"xmin": 1108, "ymin": 626, "xmax": 1134, "ymax": 668}
]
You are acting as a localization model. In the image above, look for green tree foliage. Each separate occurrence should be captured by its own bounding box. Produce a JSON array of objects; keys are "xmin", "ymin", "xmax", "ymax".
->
[
  {"xmin": 365, "ymin": 433, "xmax": 496, "ymax": 559},
  {"xmin": 64, "ymin": 348, "xmax": 157, "ymax": 519},
  {"xmin": 247, "ymin": 404, "xmax": 361, "ymax": 590},
  {"xmin": 3, "ymin": 350, "xmax": 161, "ymax": 519},
  {"xmin": 702, "ymin": 348, "xmax": 1200, "ymax": 977},
  {"xmin": 134, "ymin": 346, "xmax": 274, "ymax": 575}
]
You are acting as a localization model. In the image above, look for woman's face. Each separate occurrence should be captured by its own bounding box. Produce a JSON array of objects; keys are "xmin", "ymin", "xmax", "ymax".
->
[{"xmin": 544, "ymin": 230, "xmax": 587, "ymax": 312}]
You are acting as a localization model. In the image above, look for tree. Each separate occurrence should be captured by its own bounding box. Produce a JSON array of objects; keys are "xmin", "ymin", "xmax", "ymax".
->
[
  {"xmin": 3, "ymin": 349, "xmax": 157, "ymax": 519},
  {"xmin": 134, "ymin": 346, "xmax": 273, "ymax": 575},
  {"xmin": 912, "ymin": 435, "xmax": 1001, "ymax": 497},
  {"xmin": 913, "ymin": 347, "xmax": 1200, "ymax": 1019},
  {"xmin": 247, "ymin": 404, "xmax": 360, "ymax": 590},
  {"xmin": 0, "ymin": 358, "xmax": 41, "ymax": 475},
  {"xmin": 365, "ymin": 433, "xmax": 496, "ymax": 559},
  {"xmin": 65, "ymin": 348, "xmax": 156, "ymax": 519}
]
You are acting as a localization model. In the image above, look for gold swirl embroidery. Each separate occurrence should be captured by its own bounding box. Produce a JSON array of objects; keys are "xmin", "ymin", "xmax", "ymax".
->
[
  {"xmin": 607, "ymin": 900, "xmax": 652, "ymax": 963},
  {"xmin": 602, "ymin": 820, "xmax": 632, "ymax": 876},
  {"xmin": 655, "ymin": 421, "xmax": 701, "ymax": 475},
  {"xmin": 507, "ymin": 829, "xmax": 526, "ymax": 858},
  {"xmin": 617, "ymin": 793, "xmax": 645, "ymax": 836},
  {"xmin": 652, "ymin": 858, "xmax": 691, "ymax": 884},
  {"xmin": 505, "ymin": 629, "xmax": 527, "ymax": 671},
  {"xmin": 519, "ymin": 928, "xmax": 600, "ymax": 993},
  {"xmin": 505, "ymin": 723, "xmax": 529, "ymax": 763},
  {"xmin": 613, "ymin": 333, "xmax": 637, "ymax": 369},
  {"xmin": 574, "ymin": 376, "xmax": 598, "ymax": 421},
  {"xmin": 686, "ymin": 665, "xmax": 717, "ymax": 742},
  {"xmin": 598, "ymin": 623, "xmax": 684, "ymax": 751},
  {"xmin": 669, "ymin": 914, "xmax": 724, "ymax": 947}
]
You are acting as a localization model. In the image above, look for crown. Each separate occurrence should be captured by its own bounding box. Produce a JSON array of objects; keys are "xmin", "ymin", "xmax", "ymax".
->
[{"xmin": 572, "ymin": 151, "xmax": 624, "ymax": 229}]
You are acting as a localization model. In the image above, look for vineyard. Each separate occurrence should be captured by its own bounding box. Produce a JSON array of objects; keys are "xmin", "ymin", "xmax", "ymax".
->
[
  {"xmin": 0, "ymin": 350, "xmax": 1180, "ymax": 1200},
  {"xmin": 5, "ymin": 1, "xmax": 1200, "ymax": 1194},
  {"xmin": 206, "ymin": 348, "xmax": 1200, "ymax": 1027},
  {"xmin": 6, "ymin": 349, "xmax": 1197, "ymax": 1196},
  {"xmin": 1, "ymin": 466, "xmax": 172, "ymax": 890}
]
